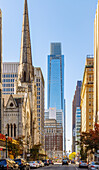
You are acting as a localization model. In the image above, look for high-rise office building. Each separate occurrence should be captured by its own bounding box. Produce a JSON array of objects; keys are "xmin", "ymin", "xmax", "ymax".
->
[
  {"xmin": 75, "ymin": 107, "xmax": 81, "ymax": 153},
  {"xmin": 94, "ymin": 1, "xmax": 99, "ymax": 124},
  {"xmin": 48, "ymin": 43, "xmax": 64, "ymax": 110},
  {"xmin": 47, "ymin": 42, "xmax": 66, "ymax": 151},
  {"xmin": 34, "ymin": 67, "xmax": 44, "ymax": 149},
  {"xmin": 72, "ymin": 81, "xmax": 82, "ymax": 152},
  {"xmin": 45, "ymin": 108, "xmax": 63, "ymax": 126},
  {"xmin": 44, "ymin": 119, "xmax": 63, "ymax": 159},
  {"xmin": 81, "ymin": 56, "xmax": 94, "ymax": 132},
  {"xmin": 2, "ymin": 62, "xmax": 19, "ymax": 94},
  {"xmin": 0, "ymin": 9, "xmax": 2, "ymax": 133}
]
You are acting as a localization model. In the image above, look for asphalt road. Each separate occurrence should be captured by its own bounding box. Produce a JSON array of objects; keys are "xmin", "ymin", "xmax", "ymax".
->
[{"xmin": 38, "ymin": 164, "xmax": 88, "ymax": 170}]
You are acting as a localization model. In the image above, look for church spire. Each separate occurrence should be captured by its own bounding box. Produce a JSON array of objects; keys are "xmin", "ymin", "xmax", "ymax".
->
[
  {"xmin": 20, "ymin": 0, "xmax": 32, "ymax": 65},
  {"xmin": 18, "ymin": 0, "xmax": 34, "ymax": 83}
]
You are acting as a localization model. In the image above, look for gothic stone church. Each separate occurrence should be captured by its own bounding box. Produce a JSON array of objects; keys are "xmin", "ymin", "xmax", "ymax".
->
[{"xmin": 2, "ymin": 0, "xmax": 39, "ymax": 150}]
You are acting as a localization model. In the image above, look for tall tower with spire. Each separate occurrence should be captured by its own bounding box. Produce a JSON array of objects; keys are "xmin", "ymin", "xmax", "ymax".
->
[
  {"xmin": 18, "ymin": 0, "xmax": 34, "ymax": 84},
  {"xmin": 14, "ymin": 0, "xmax": 39, "ymax": 147}
]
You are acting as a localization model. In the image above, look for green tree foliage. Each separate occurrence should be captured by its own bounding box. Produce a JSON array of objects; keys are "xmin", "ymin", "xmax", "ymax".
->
[
  {"xmin": 8, "ymin": 136, "xmax": 25, "ymax": 158},
  {"xmin": 30, "ymin": 144, "xmax": 41, "ymax": 160},
  {"xmin": 76, "ymin": 123, "xmax": 99, "ymax": 159},
  {"xmin": 81, "ymin": 123, "xmax": 99, "ymax": 153}
]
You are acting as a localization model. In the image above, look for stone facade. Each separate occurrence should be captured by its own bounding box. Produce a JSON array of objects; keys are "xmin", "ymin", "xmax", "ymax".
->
[
  {"xmin": 34, "ymin": 67, "xmax": 44, "ymax": 149},
  {"xmin": 2, "ymin": 0, "xmax": 39, "ymax": 153},
  {"xmin": 81, "ymin": 56, "xmax": 94, "ymax": 132}
]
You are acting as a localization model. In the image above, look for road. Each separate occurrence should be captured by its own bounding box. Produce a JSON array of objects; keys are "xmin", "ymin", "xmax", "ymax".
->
[{"xmin": 38, "ymin": 164, "xmax": 88, "ymax": 170}]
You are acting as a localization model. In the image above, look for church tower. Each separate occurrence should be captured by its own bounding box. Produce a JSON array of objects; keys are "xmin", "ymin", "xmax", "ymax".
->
[{"xmin": 18, "ymin": 0, "xmax": 34, "ymax": 84}]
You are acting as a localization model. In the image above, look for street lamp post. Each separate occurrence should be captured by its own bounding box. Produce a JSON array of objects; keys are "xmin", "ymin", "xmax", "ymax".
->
[{"xmin": 5, "ymin": 134, "xmax": 8, "ymax": 158}]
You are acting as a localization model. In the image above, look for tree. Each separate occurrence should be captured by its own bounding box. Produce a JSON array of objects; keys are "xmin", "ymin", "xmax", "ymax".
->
[
  {"xmin": 8, "ymin": 136, "xmax": 25, "ymax": 158},
  {"xmin": 30, "ymin": 144, "xmax": 41, "ymax": 160},
  {"xmin": 76, "ymin": 123, "xmax": 99, "ymax": 159}
]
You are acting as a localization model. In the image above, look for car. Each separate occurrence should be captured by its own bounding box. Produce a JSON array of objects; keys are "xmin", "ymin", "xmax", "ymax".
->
[
  {"xmin": 88, "ymin": 162, "xmax": 99, "ymax": 170},
  {"xmin": 14, "ymin": 158, "xmax": 30, "ymax": 170},
  {"xmin": 28, "ymin": 161, "xmax": 38, "ymax": 168},
  {"xmin": 62, "ymin": 159, "xmax": 69, "ymax": 165},
  {"xmin": 49, "ymin": 160, "xmax": 54, "ymax": 165},
  {"xmin": 7, "ymin": 159, "xmax": 19, "ymax": 170},
  {"xmin": 79, "ymin": 160, "xmax": 88, "ymax": 168},
  {"xmin": 42, "ymin": 160, "xmax": 49, "ymax": 166},
  {"xmin": 0, "ymin": 159, "xmax": 19, "ymax": 170},
  {"xmin": 35, "ymin": 161, "xmax": 40, "ymax": 168},
  {"xmin": 37, "ymin": 160, "xmax": 44, "ymax": 167},
  {"xmin": 71, "ymin": 160, "xmax": 75, "ymax": 164},
  {"xmin": 40, "ymin": 161, "xmax": 44, "ymax": 167}
]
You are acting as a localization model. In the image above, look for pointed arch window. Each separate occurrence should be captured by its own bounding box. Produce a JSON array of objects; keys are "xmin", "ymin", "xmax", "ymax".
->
[
  {"xmin": 24, "ymin": 71, "xmax": 26, "ymax": 82},
  {"xmin": 11, "ymin": 124, "xmax": 13, "ymax": 137},
  {"xmin": 7, "ymin": 124, "xmax": 9, "ymax": 136},
  {"xmin": 14, "ymin": 124, "xmax": 16, "ymax": 138}
]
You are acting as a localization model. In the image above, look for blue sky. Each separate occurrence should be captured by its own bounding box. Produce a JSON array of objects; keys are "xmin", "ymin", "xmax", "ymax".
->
[{"xmin": 0, "ymin": 0, "xmax": 98, "ymax": 151}]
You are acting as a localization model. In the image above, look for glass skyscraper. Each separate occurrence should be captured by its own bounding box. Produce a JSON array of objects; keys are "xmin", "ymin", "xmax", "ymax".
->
[
  {"xmin": 47, "ymin": 43, "xmax": 65, "ymax": 151},
  {"xmin": 48, "ymin": 43, "xmax": 64, "ymax": 110}
]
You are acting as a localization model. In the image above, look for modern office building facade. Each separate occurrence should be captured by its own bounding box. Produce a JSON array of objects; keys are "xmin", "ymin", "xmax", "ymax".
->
[
  {"xmin": 94, "ymin": 1, "xmax": 99, "ymax": 124},
  {"xmin": 44, "ymin": 119, "xmax": 63, "ymax": 159},
  {"xmin": 47, "ymin": 42, "xmax": 65, "ymax": 151},
  {"xmin": 34, "ymin": 67, "xmax": 45, "ymax": 149},
  {"xmin": 2, "ymin": 62, "xmax": 19, "ymax": 94},
  {"xmin": 47, "ymin": 43, "xmax": 64, "ymax": 110},
  {"xmin": 81, "ymin": 56, "xmax": 94, "ymax": 132},
  {"xmin": 0, "ymin": 9, "xmax": 2, "ymax": 133},
  {"xmin": 45, "ymin": 108, "xmax": 63, "ymax": 126},
  {"xmin": 75, "ymin": 107, "xmax": 81, "ymax": 153},
  {"xmin": 72, "ymin": 81, "xmax": 82, "ymax": 152}
]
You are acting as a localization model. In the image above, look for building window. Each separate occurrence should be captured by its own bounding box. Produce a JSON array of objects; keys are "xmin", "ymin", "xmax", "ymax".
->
[
  {"xmin": 89, "ymin": 94, "xmax": 91, "ymax": 99},
  {"xmin": 7, "ymin": 124, "xmax": 9, "ymax": 136},
  {"xmin": 89, "ymin": 88, "xmax": 91, "ymax": 92},
  {"xmin": 24, "ymin": 71, "xmax": 26, "ymax": 82},
  {"xmin": 89, "ymin": 122, "xmax": 91, "ymax": 126},
  {"xmin": 89, "ymin": 115, "xmax": 91, "ymax": 120},
  {"xmin": 89, "ymin": 109, "xmax": 91, "ymax": 113},
  {"xmin": 14, "ymin": 124, "xmax": 16, "ymax": 137},
  {"xmin": 11, "ymin": 124, "xmax": 13, "ymax": 137},
  {"xmin": 89, "ymin": 101, "xmax": 91, "ymax": 106}
]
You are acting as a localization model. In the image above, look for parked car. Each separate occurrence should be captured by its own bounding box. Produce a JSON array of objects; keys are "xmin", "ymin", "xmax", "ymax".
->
[
  {"xmin": 62, "ymin": 159, "xmax": 68, "ymax": 165},
  {"xmin": 40, "ymin": 161, "xmax": 44, "ymax": 167},
  {"xmin": 0, "ymin": 159, "xmax": 19, "ymax": 170},
  {"xmin": 71, "ymin": 160, "xmax": 75, "ymax": 164},
  {"xmin": 7, "ymin": 159, "xmax": 19, "ymax": 170},
  {"xmin": 37, "ymin": 160, "xmax": 44, "ymax": 167},
  {"xmin": 49, "ymin": 160, "xmax": 54, "ymax": 165},
  {"xmin": 88, "ymin": 162, "xmax": 99, "ymax": 170},
  {"xmin": 79, "ymin": 160, "xmax": 88, "ymax": 168},
  {"xmin": 35, "ymin": 161, "xmax": 40, "ymax": 168},
  {"xmin": 14, "ymin": 158, "xmax": 30, "ymax": 170},
  {"xmin": 28, "ymin": 161, "xmax": 38, "ymax": 169},
  {"xmin": 42, "ymin": 160, "xmax": 49, "ymax": 166}
]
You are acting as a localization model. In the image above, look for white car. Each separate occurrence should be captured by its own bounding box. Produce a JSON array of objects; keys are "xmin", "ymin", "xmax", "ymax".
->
[
  {"xmin": 79, "ymin": 161, "xmax": 88, "ymax": 168},
  {"xmin": 41, "ymin": 161, "xmax": 44, "ymax": 167},
  {"xmin": 88, "ymin": 162, "xmax": 99, "ymax": 170},
  {"xmin": 35, "ymin": 161, "xmax": 40, "ymax": 168},
  {"xmin": 28, "ymin": 161, "xmax": 38, "ymax": 168}
]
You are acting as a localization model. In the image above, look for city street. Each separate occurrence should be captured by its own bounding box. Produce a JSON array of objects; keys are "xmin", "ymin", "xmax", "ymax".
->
[{"xmin": 38, "ymin": 164, "xmax": 88, "ymax": 170}]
